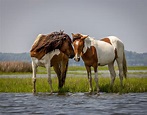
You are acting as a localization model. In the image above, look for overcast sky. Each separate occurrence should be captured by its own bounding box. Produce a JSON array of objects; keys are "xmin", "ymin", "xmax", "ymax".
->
[{"xmin": 0, "ymin": 0, "xmax": 147, "ymax": 53}]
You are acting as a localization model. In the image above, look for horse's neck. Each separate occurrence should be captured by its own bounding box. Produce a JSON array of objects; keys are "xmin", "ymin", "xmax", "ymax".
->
[{"xmin": 83, "ymin": 37, "xmax": 95, "ymax": 53}]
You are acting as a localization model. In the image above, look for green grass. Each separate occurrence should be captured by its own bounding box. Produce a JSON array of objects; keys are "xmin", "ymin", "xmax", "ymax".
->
[
  {"xmin": 0, "ymin": 65, "xmax": 147, "ymax": 93},
  {"xmin": 0, "ymin": 77, "xmax": 147, "ymax": 93}
]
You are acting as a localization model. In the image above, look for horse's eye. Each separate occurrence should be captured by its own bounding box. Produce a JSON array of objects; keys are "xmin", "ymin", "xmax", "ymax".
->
[{"xmin": 63, "ymin": 37, "xmax": 66, "ymax": 41}]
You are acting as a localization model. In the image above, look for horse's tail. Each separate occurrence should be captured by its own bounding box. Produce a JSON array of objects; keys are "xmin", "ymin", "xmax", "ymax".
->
[{"xmin": 123, "ymin": 51, "xmax": 127, "ymax": 78}]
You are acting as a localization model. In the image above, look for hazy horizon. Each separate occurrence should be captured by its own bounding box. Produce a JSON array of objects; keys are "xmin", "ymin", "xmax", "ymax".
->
[{"xmin": 1, "ymin": 0, "xmax": 147, "ymax": 53}]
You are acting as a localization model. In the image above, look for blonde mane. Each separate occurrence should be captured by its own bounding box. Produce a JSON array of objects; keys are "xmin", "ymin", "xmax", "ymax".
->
[
  {"xmin": 82, "ymin": 35, "xmax": 96, "ymax": 53},
  {"xmin": 32, "ymin": 34, "xmax": 43, "ymax": 46}
]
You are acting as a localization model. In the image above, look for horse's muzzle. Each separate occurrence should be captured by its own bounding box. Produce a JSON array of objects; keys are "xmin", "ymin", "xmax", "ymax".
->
[{"xmin": 74, "ymin": 57, "xmax": 80, "ymax": 62}]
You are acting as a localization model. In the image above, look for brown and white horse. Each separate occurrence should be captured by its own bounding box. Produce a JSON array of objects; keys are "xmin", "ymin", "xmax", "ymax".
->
[
  {"xmin": 30, "ymin": 31, "xmax": 74, "ymax": 93},
  {"xmin": 72, "ymin": 33, "xmax": 127, "ymax": 93}
]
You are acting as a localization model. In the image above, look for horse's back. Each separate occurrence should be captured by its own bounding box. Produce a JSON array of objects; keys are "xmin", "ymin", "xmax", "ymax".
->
[
  {"xmin": 107, "ymin": 36, "xmax": 124, "ymax": 48},
  {"xmin": 107, "ymin": 36, "xmax": 124, "ymax": 58},
  {"xmin": 94, "ymin": 40, "xmax": 115, "ymax": 65}
]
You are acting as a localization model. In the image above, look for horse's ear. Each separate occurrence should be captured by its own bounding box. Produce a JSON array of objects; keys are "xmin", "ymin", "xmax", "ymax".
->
[
  {"xmin": 81, "ymin": 35, "xmax": 89, "ymax": 40},
  {"xmin": 71, "ymin": 33, "xmax": 74, "ymax": 37},
  {"xmin": 60, "ymin": 30, "xmax": 64, "ymax": 34}
]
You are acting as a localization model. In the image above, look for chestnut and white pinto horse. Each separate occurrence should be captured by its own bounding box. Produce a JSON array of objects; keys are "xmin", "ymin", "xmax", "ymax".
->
[
  {"xmin": 30, "ymin": 31, "xmax": 74, "ymax": 93},
  {"xmin": 72, "ymin": 33, "xmax": 127, "ymax": 93}
]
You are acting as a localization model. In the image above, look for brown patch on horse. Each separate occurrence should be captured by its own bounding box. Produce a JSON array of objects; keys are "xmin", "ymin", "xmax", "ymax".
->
[
  {"xmin": 82, "ymin": 46, "xmax": 98, "ymax": 67},
  {"xmin": 100, "ymin": 38, "xmax": 112, "ymax": 45},
  {"xmin": 30, "ymin": 31, "xmax": 70, "ymax": 60}
]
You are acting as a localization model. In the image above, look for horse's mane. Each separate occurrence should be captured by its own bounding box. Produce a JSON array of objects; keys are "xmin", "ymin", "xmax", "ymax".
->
[
  {"xmin": 72, "ymin": 34, "xmax": 95, "ymax": 42},
  {"xmin": 79, "ymin": 35, "xmax": 96, "ymax": 53},
  {"xmin": 30, "ymin": 30, "xmax": 70, "ymax": 59},
  {"xmin": 72, "ymin": 33, "xmax": 83, "ymax": 42}
]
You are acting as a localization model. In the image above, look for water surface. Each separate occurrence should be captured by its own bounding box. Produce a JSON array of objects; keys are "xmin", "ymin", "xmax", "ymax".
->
[{"xmin": 0, "ymin": 93, "xmax": 147, "ymax": 115}]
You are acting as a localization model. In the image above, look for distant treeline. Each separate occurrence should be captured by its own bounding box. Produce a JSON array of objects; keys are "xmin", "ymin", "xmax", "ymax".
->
[
  {"xmin": 125, "ymin": 51, "xmax": 147, "ymax": 66},
  {"xmin": 0, "ymin": 53, "xmax": 31, "ymax": 62},
  {"xmin": 0, "ymin": 51, "xmax": 147, "ymax": 66}
]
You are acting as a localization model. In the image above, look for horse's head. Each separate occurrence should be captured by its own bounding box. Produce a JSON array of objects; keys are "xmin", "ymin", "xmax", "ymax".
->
[
  {"xmin": 72, "ymin": 33, "xmax": 88, "ymax": 62},
  {"xmin": 59, "ymin": 33, "xmax": 75, "ymax": 59}
]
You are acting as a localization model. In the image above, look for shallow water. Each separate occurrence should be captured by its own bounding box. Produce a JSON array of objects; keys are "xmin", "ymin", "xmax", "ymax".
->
[
  {"xmin": 0, "ymin": 93, "xmax": 147, "ymax": 115},
  {"xmin": 1, "ymin": 70, "xmax": 147, "ymax": 78}
]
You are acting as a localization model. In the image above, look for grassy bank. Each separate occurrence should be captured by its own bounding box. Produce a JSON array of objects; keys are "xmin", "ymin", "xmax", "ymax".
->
[
  {"xmin": 0, "ymin": 64, "xmax": 147, "ymax": 93},
  {"xmin": 0, "ymin": 77, "xmax": 147, "ymax": 93}
]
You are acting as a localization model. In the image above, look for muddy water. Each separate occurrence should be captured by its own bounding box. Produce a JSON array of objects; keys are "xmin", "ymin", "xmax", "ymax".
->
[{"xmin": 0, "ymin": 93, "xmax": 147, "ymax": 115}]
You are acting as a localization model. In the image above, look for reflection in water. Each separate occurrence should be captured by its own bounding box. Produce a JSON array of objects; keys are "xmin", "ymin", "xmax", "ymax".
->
[{"xmin": 0, "ymin": 93, "xmax": 147, "ymax": 115}]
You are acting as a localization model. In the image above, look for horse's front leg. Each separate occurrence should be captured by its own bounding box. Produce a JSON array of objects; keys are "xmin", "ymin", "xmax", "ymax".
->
[
  {"xmin": 94, "ymin": 66, "xmax": 99, "ymax": 94},
  {"xmin": 46, "ymin": 64, "xmax": 53, "ymax": 93},
  {"xmin": 85, "ymin": 65, "xmax": 92, "ymax": 92},
  {"xmin": 32, "ymin": 61, "xmax": 37, "ymax": 93},
  {"xmin": 61, "ymin": 58, "xmax": 68, "ymax": 87},
  {"xmin": 53, "ymin": 64, "xmax": 61, "ymax": 88}
]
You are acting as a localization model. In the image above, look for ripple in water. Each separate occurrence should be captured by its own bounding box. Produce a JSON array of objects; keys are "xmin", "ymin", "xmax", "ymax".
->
[{"xmin": 0, "ymin": 93, "xmax": 147, "ymax": 115}]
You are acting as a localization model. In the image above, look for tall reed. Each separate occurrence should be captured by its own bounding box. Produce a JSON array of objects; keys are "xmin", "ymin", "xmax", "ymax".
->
[{"xmin": 0, "ymin": 61, "xmax": 32, "ymax": 72}]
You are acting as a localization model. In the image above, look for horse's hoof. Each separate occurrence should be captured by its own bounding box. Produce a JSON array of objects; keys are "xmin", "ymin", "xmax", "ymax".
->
[
  {"xmin": 89, "ymin": 88, "xmax": 93, "ymax": 93},
  {"xmin": 97, "ymin": 92, "xmax": 100, "ymax": 96},
  {"xmin": 50, "ymin": 91, "xmax": 53, "ymax": 94},
  {"xmin": 89, "ymin": 92, "xmax": 93, "ymax": 95},
  {"xmin": 32, "ymin": 89, "xmax": 36, "ymax": 94}
]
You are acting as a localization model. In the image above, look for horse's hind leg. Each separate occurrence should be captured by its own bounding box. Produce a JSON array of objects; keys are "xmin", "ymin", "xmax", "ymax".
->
[
  {"xmin": 108, "ymin": 62, "xmax": 116, "ymax": 87},
  {"xmin": 46, "ymin": 64, "xmax": 53, "ymax": 93},
  {"xmin": 116, "ymin": 58, "xmax": 124, "ymax": 88},
  {"xmin": 32, "ymin": 61, "xmax": 37, "ymax": 93}
]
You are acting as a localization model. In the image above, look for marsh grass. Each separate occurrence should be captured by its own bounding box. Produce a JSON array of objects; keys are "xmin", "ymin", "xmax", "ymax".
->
[
  {"xmin": 0, "ymin": 77, "xmax": 147, "ymax": 93},
  {"xmin": 0, "ymin": 64, "xmax": 147, "ymax": 75},
  {"xmin": 0, "ymin": 61, "xmax": 32, "ymax": 73}
]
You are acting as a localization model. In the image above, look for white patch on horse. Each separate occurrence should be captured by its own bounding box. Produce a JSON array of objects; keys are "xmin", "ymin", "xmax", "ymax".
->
[
  {"xmin": 32, "ymin": 49, "xmax": 60, "ymax": 67},
  {"xmin": 75, "ymin": 40, "xmax": 79, "ymax": 46},
  {"xmin": 96, "ymin": 41, "xmax": 115, "ymax": 65},
  {"xmin": 83, "ymin": 36, "xmax": 93, "ymax": 53}
]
